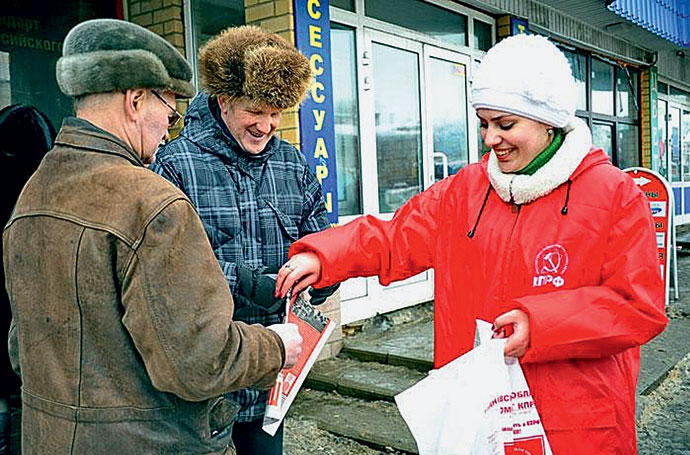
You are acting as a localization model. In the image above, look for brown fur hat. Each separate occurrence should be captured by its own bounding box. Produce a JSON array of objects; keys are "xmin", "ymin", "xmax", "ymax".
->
[{"xmin": 199, "ymin": 26, "xmax": 311, "ymax": 109}]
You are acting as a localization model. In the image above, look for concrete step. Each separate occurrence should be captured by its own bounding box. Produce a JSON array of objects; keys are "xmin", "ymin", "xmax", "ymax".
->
[
  {"xmin": 325, "ymin": 316, "xmax": 688, "ymax": 400},
  {"xmin": 288, "ymin": 388, "xmax": 419, "ymax": 454},
  {"xmin": 294, "ymin": 312, "xmax": 689, "ymax": 452},
  {"xmin": 306, "ymin": 357, "xmax": 427, "ymax": 402},
  {"xmin": 340, "ymin": 319, "xmax": 434, "ymax": 372}
]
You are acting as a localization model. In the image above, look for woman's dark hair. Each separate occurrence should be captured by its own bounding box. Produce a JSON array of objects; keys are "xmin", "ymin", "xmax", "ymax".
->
[{"xmin": 0, "ymin": 104, "xmax": 56, "ymax": 400}]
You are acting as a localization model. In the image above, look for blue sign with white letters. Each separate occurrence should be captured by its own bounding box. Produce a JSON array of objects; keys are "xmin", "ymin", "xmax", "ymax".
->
[
  {"xmin": 510, "ymin": 17, "xmax": 529, "ymax": 35},
  {"xmin": 293, "ymin": 0, "xmax": 339, "ymax": 224}
]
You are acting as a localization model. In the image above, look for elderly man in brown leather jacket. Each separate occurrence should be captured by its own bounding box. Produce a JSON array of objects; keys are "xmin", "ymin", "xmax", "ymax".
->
[{"xmin": 3, "ymin": 19, "xmax": 301, "ymax": 455}]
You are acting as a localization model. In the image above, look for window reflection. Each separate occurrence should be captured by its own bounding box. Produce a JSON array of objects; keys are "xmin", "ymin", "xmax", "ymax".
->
[
  {"xmin": 473, "ymin": 20, "xmax": 492, "ymax": 52},
  {"xmin": 617, "ymin": 123, "xmax": 638, "ymax": 169},
  {"xmin": 0, "ymin": 52, "xmax": 9, "ymax": 108},
  {"xmin": 372, "ymin": 42, "xmax": 422, "ymax": 213},
  {"xmin": 331, "ymin": 24, "xmax": 362, "ymax": 215},
  {"xmin": 563, "ymin": 49, "xmax": 587, "ymax": 111},
  {"xmin": 616, "ymin": 67, "xmax": 637, "ymax": 118},
  {"xmin": 429, "ymin": 57, "xmax": 468, "ymax": 179},
  {"xmin": 193, "ymin": 0, "xmax": 244, "ymax": 50},
  {"xmin": 364, "ymin": 0, "xmax": 467, "ymax": 47},
  {"xmin": 591, "ymin": 58, "xmax": 614, "ymax": 115},
  {"xmin": 658, "ymin": 100, "xmax": 668, "ymax": 178},
  {"xmin": 670, "ymin": 107, "xmax": 681, "ymax": 182},
  {"xmin": 669, "ymin": 87, "xmax": 690, "ymax": 106},
  {"xmin": 683, "ymin": 110, "xmax": 690, "ymax": 182},
  {"xmin": 331, "ymin": 0, "xmax": 355, "ymax": 12},
  {"xmin": 592, "ymin": 122, "xmax": 613, "ymax": 159}
]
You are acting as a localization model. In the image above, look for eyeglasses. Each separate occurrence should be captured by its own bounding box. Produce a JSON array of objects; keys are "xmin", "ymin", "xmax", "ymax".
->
[{"xmin": 151, "ymin": 90, "xmax": 183, "ymax": 128}]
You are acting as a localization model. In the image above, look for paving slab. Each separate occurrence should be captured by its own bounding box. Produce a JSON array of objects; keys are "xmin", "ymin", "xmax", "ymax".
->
[
  {"xmin": 306, "ymin": 357, "xmax": 427, "ymax": 402},
  {"xmin": 638, "ymin": 318, "xmax": 690, "ymax": 395},
  {"xmin": 289, "ymin": 389, "xmax": 418, "ymax": 454},
  {"xmin": 342, "ymin": 320, "xmax": 434, "ymax": 372}
]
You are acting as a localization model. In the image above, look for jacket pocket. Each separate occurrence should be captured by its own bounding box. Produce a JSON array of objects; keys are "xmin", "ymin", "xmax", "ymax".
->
[
  {"xmin": 261, "ymin": 199, "xmax": 299, "ymax": 242},
  {"xmin": 208, "ymin": 396, "xmax": 241, "ymax": 438},
  {"xmin": 541, "ymin": 397, "xmax": 616, "ymax": 430},
  {"xmin": 539, "ymin": 397, "xmax": 617, "ymax": 454}
]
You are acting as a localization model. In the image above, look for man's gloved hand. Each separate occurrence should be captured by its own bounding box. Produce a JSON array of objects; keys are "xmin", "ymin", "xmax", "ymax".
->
[
  {"xmin": 267, "ymin": 323, "xmax": 302, "ymax": 368},
  {"xmin": 235, "ymin": 264, "xmax": 284, "ymax": 314},
  {"xmin": 308, "ymin": 283, "xmax": 340, "ymax": 306}
]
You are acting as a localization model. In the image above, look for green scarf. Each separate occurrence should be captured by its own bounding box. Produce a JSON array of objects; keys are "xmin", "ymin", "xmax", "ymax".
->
[{"xmin": 516, "ymin": 129, "xmax": 564, "ymax": 175}]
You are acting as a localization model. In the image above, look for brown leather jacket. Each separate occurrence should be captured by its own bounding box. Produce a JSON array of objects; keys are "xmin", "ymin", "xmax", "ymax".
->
[{"xmin": 3, "ymin": 118, "xmax": 285, "ymax": 454}]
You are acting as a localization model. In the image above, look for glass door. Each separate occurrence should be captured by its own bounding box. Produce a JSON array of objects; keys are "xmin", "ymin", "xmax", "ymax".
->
[
  {"xmin": 339, "ymin": 30, "xmax": 473, "ymax": 323},
  {"xmin": 366, "ymin": 32, "xmax": 425, "ymax": 215},
  {"xmin": 341, "ymin": 29, "xmax": 432, "ymax": 323},
  {"xmin": 423, "ymin": 45, "xmax": 473, "ymax": 182},
  {"xmin": 667, "ymin": 105, "xmax": 690, "ymax": 224}
]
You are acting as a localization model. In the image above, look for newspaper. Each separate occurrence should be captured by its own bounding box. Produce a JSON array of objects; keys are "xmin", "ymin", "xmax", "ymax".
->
[{"xmin": 262, "ymin": 290, "xmax": 335, "ymax": 435}]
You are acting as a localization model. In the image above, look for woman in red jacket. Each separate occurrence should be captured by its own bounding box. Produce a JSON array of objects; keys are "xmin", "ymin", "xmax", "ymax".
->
[{"xmin": 276, "ymin": 34, "xmax": 667, "ymax": 454}]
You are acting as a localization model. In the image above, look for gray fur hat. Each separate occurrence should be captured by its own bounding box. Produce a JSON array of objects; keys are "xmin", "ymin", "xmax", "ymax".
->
[
  {"xmin": 56, "ymin": 19, "xmax": 195, "ymax": 98},
  {"xmin": 199, "ymin": 26, "xmax": 311, "ymax": 109}
]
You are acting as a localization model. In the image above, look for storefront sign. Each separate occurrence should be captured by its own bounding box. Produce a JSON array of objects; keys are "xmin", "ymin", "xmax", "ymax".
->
[
  {"xmin": 293, "ymin": 0, "xmax": 339, "ymax": 224},
  {"xmin": 0, "ymin": 15, "xmax": 62, "ymax": 53},
  {"xmin": 624, "ymin": 167, "xmax": 675, "ymax": 306},
  {"xmin": 510, "ymin": 17, "xmax": 529, "ymax": 35}
]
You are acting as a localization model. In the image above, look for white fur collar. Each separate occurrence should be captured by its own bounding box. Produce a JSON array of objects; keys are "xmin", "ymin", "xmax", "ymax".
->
[{"xmin": 487, "ymin": 117, "xmax": 592, "ymax": 204}]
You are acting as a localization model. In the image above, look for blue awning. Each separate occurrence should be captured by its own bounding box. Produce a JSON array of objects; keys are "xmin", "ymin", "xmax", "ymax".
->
[{"xmin": 608, "ymin": 0, "xmax": 690, "ymax": 47}]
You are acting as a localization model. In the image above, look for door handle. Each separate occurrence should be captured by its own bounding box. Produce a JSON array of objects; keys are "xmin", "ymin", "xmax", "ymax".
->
[{"xmin": 433, "ymin": 151, "xmax": 449, "ymax": 180}]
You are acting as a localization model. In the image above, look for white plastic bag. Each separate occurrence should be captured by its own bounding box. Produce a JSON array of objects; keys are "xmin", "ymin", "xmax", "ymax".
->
[{"xmin": 395, "ymin": 320, "xmax": 552, "ymax": 455}]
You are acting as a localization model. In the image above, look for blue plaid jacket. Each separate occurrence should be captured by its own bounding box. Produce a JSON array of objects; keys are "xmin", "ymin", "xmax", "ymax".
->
[{"xmin": 150, "ymin": 92, "xmax": 329, "ymax": 422}]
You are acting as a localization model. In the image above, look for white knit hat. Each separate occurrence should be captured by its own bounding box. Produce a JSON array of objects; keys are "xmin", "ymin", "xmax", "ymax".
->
[{"xmin": 471, "ymin": 34, "xmax": 577, "ymax": 128}]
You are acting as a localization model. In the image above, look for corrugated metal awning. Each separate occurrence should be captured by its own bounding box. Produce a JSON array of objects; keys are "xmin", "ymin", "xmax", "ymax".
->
[{"xmin": 607, "ymin": 0, "xmax": 690, "ymax": 47}]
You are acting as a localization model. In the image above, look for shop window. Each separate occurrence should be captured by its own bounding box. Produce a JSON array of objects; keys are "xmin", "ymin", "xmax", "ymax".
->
[
  {"xmin": 669, "ymin": 87, "xmax": 690, "ymax": 107},
  {"xmin": 562, "ymin": 48, "xmax": 587, "ymax": 111},
  {"xmin": 658, "ymin": 100, "xmax": 668, "ymax": 178},
  {"xmin": 592, "ymin": 122, "xmax": 613, "ymax": 159},
  {"xmin": 683, "ymin": 110, "xmax": 690, "ymax": 182},
  {"xmin": 473, "ymin": 20, "xmax": 492, "ymax": 52},
  {"xmin": 591, "ymin": 58, "xmax": 614, "ymax": 116},
  {"xmin": 371, "ymin": 41, "xmax": 423, "ymax": 213},
  {"xmin": 616, "ymin": 123, "xmax": 638, "ymax": 169},
  {"xmin": 331, "ymin": 0, "xmax": 355, "ymax": 12},
  {"xmin": 0, "ymin": 52, "xmax": 9, "ymax": 108},
  {"xmin": 0, "ymin": 0, "xmax": 119, "ymax": 127},
  {"xmin": 192, "ymin": 0, "xmax": 244, "ymax": 50},
  {"xmin": 429, "ymin": 57, "xmax": 469, "ymax": 177},
  {"xmin": 616, "ymin": 67, "xmax": 637, "ymax": 118},
  {"xmin": 331, "ymin": 24, "xmax": 362, "ymax": 216},
  {"xmin": 669, "ymin": 107, "xmax": 681, "ymax": 182},
  {"xmin": 565, "ymin": 48, "xmax": 640, "ymax": 170},
  {"xmin": 364, "ymin": 0, "xmax": 468, "ymax": 47},
  {"xmin": 658, "ymin": 81, "xmax": 668, "ymax": 95},
  {"xmin": 475, "ymin": 58, "xmax": 490, "ymax": 157}
]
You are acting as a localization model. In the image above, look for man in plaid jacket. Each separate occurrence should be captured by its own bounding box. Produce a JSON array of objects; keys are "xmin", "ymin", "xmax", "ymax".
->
[{"xmin": 151, "ymin": 26, "xmax": 337, "ymax": 455}]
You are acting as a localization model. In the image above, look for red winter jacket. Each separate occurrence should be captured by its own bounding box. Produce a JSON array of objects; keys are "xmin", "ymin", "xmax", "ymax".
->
[{"xmin": 291, "ymin": 147, "xmax": 667, "ymax": 454}]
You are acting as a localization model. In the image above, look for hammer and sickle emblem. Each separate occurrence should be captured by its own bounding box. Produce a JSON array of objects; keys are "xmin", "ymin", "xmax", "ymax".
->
[{"xmin": 541, "ymin": 251, "xmax": 561, "ymax": 274}]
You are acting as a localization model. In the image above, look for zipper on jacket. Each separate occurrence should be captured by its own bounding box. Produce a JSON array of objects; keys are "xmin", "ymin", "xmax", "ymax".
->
[
  {"xmin": 467, "ymin": 185, "xmax": 491, "ymax": 238},
  {"xmin": 498, "ymin": 203, "xmax": 522, "ymax": 301}
]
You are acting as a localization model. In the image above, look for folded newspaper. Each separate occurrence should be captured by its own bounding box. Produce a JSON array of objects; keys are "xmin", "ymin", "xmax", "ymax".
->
[{"xmin": 262, "ymin": 290, "xmax": 335, "ymax": 435}]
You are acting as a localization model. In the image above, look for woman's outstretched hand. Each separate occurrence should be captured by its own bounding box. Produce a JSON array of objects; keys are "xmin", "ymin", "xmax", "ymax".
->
[
  {"xmin": 493, "ymin": 309, "xmax": 530, "ymax": 357},
  {"xmin": 274, "ymin": 252, "xmax": 322, "ymax": 303}
]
